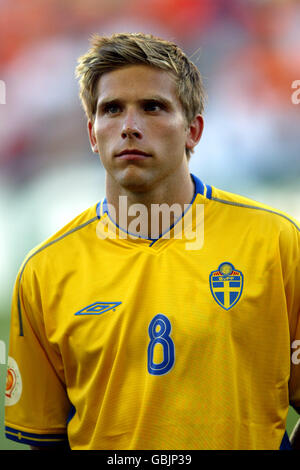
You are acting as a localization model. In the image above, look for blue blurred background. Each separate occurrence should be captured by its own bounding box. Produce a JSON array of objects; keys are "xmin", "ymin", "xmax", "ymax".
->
[{"xmin": 0, "ymin": 0, "xmax": 299, "ymax": 449}]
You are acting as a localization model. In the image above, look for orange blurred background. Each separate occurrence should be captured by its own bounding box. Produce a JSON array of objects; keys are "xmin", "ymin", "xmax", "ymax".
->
[{"xmin": 0, "ymin": 0, "xmax": 300, "ymax": 449}]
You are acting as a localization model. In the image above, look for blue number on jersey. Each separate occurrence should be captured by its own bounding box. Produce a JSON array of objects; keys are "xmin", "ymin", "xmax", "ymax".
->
[{"xmin": 148, "ymin": 314, "xmax": 175, "ymax": 375}]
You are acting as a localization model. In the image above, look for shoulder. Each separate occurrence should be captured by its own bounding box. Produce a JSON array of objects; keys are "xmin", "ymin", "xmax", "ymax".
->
[
  {"xmin": 210, "ymin": 185, "xmax": 300, "ymax": 235},
  {"xmin": 209, "ymin": 185, "xmax": 300, "ymax": 266},
  {"xmin": 19, "ymin": 202, "xmax": 99, "ymax": 278}
]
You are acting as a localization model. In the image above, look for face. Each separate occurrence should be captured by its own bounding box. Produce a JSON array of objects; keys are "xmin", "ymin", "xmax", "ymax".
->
[{"xmin": 88, "ymin": 64, "xmax": 203, "ymax": 194}]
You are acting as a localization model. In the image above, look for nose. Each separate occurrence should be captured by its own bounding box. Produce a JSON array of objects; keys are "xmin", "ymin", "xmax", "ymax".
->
[{"xmin": 121, "ymin": 108, "xmax": 142, "ymax": 140}]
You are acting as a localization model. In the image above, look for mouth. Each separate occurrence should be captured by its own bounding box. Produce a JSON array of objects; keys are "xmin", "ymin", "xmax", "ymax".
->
[{"xmin": 115, "ymin": 149, "xmax": 152, "ymax": 160}]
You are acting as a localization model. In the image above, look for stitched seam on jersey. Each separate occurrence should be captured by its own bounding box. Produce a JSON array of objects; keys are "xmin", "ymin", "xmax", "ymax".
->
[
  {"xmin": 284, "ymin": 251, "xmax": 300, "ymax": 284},
  {"xmin": 211, "ymin": 196, "xmax": 300, "ymax": 232},
  {"xmin": 283, "ymin": 252, "xmax": 300, "ymax": 325},
  {"xmin": 17, "ymin": 216, "xmax": 99, "ymax": 337}
]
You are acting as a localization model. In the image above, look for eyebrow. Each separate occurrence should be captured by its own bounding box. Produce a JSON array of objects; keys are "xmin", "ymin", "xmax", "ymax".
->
[{"xmin": 96, "ymin": 95, "xmax": 173, "ymax": 110}]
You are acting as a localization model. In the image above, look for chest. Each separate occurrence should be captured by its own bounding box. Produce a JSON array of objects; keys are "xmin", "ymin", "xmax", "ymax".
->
[{"xmin": 43, "ymin": 240, "xmax": 288, "ymax": 370}]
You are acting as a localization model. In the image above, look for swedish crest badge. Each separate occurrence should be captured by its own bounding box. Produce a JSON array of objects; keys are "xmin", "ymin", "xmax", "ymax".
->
[{"xmin": 209, "ymin": 262, "xmax": 243, "ymax": 310}]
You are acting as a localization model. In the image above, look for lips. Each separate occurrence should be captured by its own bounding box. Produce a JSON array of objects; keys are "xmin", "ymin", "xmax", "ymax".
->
[{"xmin": 116, "ymin": 149, "xmax": 152, "ymax": 159}]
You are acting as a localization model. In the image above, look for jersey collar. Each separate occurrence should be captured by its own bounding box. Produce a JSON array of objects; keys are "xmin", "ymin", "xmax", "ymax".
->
[
  {"xmin": 95, "ymin": 173, "xmax": 211, "ymax": 244},
  {"xmin": 97, "ymin": 174, "xmax": 211, "ymax": 220}
]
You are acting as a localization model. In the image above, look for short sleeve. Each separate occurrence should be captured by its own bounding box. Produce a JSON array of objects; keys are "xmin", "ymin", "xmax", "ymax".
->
[
  {"xmin": 288, "ymin": 229, "xmax": 300, "ymax": 412},
  {"xmin": 4, "ymin": 262, "xmax": 71, "ymax": 447}
]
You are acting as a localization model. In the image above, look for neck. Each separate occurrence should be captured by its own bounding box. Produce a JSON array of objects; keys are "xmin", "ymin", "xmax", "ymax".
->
[{"xmin": 105, "ymin": 170, "xmax": 194, "ymax": 239}]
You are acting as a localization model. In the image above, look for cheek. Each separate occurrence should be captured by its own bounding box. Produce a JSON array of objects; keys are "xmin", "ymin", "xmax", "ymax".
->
[
  {"xmin": 155, "ymin": 119, "xmax": 187, "ymax": 149},
  {"xmin": 94, "ymin": 121, "xmax": 117, "ymax": 150}
]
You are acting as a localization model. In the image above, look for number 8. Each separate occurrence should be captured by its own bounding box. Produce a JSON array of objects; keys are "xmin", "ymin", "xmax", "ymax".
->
[{"xmin": 147, "ymin": 314, "xmax": 175, "ymax": 375}]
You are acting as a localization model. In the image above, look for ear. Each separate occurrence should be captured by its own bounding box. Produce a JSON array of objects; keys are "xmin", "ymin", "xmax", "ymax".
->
[
  {"xmin": 185, "ymin": 115, "xmax": 204, "ymax": 152},
  {"xmin": 88, "ymin": 120, "xmax": 99, "ymax": 153}
]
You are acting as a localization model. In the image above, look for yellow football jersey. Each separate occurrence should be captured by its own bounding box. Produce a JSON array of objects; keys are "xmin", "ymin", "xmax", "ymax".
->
[{"xmin": 4, "ymin": 174, "xmax": 300, "ymax": 449}]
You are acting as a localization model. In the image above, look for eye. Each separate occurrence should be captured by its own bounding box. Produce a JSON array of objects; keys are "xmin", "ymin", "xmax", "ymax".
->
[
  {"xmin": 103, "ymin": 103, "xmax": 121, "ymax": 115},
  {"xmin": 144, "ymin": 101, "xmax": 164, "ymax": 112}
]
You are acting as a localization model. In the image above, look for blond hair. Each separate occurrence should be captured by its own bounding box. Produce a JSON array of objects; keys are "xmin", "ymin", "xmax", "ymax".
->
[{"xmin": 75, "ymin": 32, "xmax": 205, "ymax": 157}]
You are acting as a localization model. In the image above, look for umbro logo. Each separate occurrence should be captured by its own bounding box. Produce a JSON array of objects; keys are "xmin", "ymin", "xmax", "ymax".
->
[{"xmin": 75, "ymin": 302, "xmax": 122, "ymax": 316}]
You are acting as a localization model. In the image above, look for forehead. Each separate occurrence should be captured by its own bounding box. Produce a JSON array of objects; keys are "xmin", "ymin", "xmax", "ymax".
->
[{"xmin": 96, "ymin": 64, "xmax": 180, "ymax": 104}]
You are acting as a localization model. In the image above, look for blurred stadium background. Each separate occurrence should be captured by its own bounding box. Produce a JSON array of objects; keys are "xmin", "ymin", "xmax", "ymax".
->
[{"xmin": 0, "ymin": 0, "xmax": 299, "ymax": 450}]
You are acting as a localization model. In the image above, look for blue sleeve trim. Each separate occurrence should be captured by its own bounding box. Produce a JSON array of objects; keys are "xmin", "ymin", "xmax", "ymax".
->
[{"xmin": 5, "ymin": 425, "xmax": 68, "ymax": 447}]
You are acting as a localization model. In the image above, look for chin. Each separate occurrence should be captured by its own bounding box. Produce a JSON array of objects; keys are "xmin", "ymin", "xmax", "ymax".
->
[{"xmin": 117, "ymin": 167, "xmax": 156, "ymax": 193}]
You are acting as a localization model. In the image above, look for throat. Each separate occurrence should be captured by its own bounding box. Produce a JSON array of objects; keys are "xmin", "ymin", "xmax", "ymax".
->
[{"xmin": 106, "ymin": 172, "xmax": 195, "ymax": 238}]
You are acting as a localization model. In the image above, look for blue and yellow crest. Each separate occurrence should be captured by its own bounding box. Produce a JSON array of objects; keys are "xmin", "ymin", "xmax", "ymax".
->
[{"xmin": 209, "ymin": 262, "xmax": 243, "ymax": 310}]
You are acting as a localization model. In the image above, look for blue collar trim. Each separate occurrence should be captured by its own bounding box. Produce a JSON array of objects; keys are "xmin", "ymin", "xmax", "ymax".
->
[{"xmin": 96, "ymin": 174, "xmax": 210, "ymax": 239}]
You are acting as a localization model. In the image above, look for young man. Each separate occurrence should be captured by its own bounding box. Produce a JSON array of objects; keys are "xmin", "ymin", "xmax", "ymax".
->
[{"xmin": 4, "ymin": 33, "xmax": 300, "ymax": 450}]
